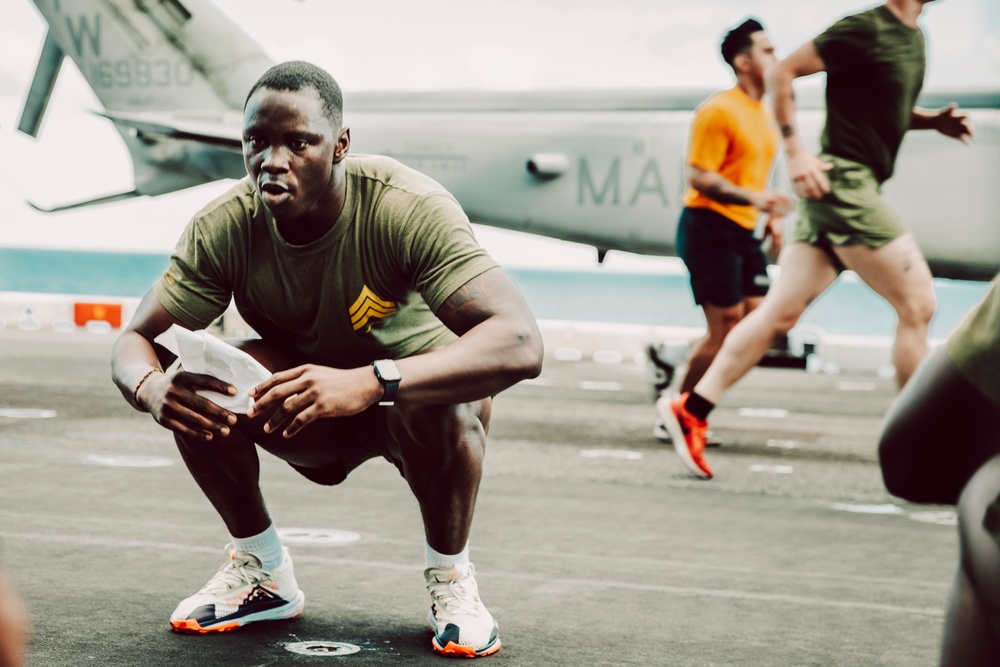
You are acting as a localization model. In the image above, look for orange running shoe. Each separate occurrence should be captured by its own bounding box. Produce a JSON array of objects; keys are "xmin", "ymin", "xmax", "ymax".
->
[{"xmin": 656, "ymin": 393, "xmax": 713, "ymax": 479}]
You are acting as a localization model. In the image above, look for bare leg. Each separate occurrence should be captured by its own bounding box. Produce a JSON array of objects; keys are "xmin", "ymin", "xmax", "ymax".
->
[
  {"xmin": 679, "ymin": 299, "xmax": 758, "ymax": 394},
  {"xmin": 174, "ymin": 339, "xmax": 323, "ymax": 538},
  {"xmin": 387, "ymin": 399, "xmax": 491, "ymax": 554},
  {"xmin": 176, "ymin": 428, "xmax": 271, "ymax": 539},
  {"xmin": 834, "ymin": 234, "xmax": 935, "ymax": 387},
  {"xmin": 694, "ymin": 242, "xmax": 839, "ymax": 403}
]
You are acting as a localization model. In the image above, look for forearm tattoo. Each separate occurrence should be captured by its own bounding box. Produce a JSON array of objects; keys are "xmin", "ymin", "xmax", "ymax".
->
[
  {"xmin": 705, "ymin": 181, "xmax": 752, "ymax": 206},
  {"xmin": 781, "ymin": 125, "xmax": 795, "ymax": 139}
]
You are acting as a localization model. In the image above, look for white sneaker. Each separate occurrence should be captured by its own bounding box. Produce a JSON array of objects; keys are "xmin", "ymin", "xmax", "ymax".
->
[
  {"xmin": 426, "ymin": 563, "xmax": 501, "ymax": 657},
  {"xmin": 653, "ymin": 420, "xmax": 673, "ymax": 443},
  {"xmin": 170, "ymin": 545, "xmax": 305, "ymax": 633}
]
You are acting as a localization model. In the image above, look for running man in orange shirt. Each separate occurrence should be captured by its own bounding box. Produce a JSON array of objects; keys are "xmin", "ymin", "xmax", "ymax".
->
[{"xmin": 653, "ymin": 18, "xmax": 793, "ymax": 477}]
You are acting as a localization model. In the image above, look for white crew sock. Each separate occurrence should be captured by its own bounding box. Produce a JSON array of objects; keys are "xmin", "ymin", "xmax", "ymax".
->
[
  {"xmin": 425, "ymin": 540, "xmax": 470, "ymax": 569},
  {"xmin": 231, "ymin": 522, "xmax": 284, "ymax": 571}
]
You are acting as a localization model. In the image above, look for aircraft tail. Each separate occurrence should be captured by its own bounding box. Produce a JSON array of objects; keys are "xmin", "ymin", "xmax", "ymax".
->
[
  {"xmin": 20, "ymin": 0, "xmax": 273, "ymax": 204},
  {"xmin": 24, "ymin": 0, "xmax": 273, "ymax": 120}
]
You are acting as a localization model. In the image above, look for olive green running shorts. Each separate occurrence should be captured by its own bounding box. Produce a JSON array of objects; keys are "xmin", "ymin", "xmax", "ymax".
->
[{"xmin": 793, "ymin": 154, "xmax": 906, "ymax": 267}]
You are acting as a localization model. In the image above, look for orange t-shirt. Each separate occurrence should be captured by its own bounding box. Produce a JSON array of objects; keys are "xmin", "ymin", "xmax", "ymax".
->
[{"xmin": 682, "ymin": 86, "xmax": 778, "ymax": 230}]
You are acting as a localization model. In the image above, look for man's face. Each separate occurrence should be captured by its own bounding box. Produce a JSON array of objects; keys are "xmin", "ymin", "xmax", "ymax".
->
[
  {"xmin": 242, "ymin": 87, "xmax": 341, "ymax": 221},
  {"xmin": 745, "ymin": 31, "xmax": 777, "ymax": 82}
]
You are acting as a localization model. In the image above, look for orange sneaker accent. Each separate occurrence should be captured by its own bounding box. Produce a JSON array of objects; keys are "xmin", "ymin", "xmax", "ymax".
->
[
  {"xmin": 170, "ymin": 612, "xmax": 301, "ymax": 634},
  {"xmin": 170, "ymin": 619, "xmax": 241, "ymax": 634},
  {"xmin": 432, "ymin": 638, "xmax": 502, "ymax": 658},
  {"xmin": 657, "ymin": 393, "xmax": 713, "ymax": 479}
]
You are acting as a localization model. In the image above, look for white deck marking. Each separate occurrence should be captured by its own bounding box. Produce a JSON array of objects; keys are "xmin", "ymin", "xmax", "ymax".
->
[
  {"xmin": 553, "ymin": 347, "xmax": 583, "ymax": 361},
  {"xmin": 593, "ymin": 350, "xmax": 624, "ymax": 364},
  {"xmin": 277, "ymin": 527, "xmax": 362, "ymax": 546},
  {"xmin": 831, "ymin": 503, "xmax": 903, "ymax": 515},
  {"xmin": 85, "ymin": 321, "xmax": 113, "ymax": 334},
  {"xmin": 836, "ymin": 381, "xmax": 877, "ymax": 392},
  {"xmin": 908, "ymin": 511, "xmax": 958, "ymax": 526},
  {"xmin": 81, "ymin": 454, "xmax": 174, "ymax": 468},
  {"xmin": 749, "ymin": 464, "xmax": 794, "ymax": 474},
  {"xmin": 578, "ymin": 380, "xmax": 622, "ymax": 391},
  {"xmin": 766, "ymin": 439, "xmax": 800, "ymax": 449},
  {"xmin": 738, "ymin": 408, "xmax": 789, "ymax": 418},
  {"xmin": 0, "ymin": 408, "xmax": 57, "ymax": 419},
  {"xmin": 579, "ymin": 449, "xmax": 643, "ymax": 460}
]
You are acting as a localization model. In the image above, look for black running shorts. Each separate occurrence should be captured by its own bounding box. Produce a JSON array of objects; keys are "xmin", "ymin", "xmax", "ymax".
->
[
  {"xmin": 284, "ymin": 407, "xmax": 404, "ymax": 486},
  {"xmin": 675, "ymin": 206, "xmax": 771, "ymax": 308}
]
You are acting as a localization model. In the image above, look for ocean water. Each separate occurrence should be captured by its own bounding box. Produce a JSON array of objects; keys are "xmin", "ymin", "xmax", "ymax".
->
[{"xmin": 0, "ymin": 246, "xmax": 991, "ymax": 339}]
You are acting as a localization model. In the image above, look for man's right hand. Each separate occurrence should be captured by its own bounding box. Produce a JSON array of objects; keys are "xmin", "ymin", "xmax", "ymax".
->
[
  {"xmin": 137, "ymin": 369, "xmax": 238, "ymax": 442},
  {"xmin": 786, "ymin": 151, "xmax": 834, "ymax": 200},
  {"xmin": 752, "ymin": 190, "xmax": 795, "ymax": 218}
]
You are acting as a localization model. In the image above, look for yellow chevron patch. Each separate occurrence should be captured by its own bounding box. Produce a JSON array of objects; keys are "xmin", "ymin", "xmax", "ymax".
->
[{"xmin": 349, "ymin": 285, "xmax": 397, "ymax": 332}]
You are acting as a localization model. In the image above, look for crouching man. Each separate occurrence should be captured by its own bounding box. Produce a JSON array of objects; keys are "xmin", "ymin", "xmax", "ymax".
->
[{"xmin": 111, "ymin": 61, "xmax": 543, "ymax": 658}]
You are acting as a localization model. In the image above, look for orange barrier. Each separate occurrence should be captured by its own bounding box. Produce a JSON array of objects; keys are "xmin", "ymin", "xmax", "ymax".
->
[{"xmin": 73, "ymin": 302, "xmax": 122, "ymax": 328}]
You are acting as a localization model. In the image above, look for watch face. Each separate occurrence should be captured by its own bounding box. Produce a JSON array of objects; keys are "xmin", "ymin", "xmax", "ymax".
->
[{"xmin": 374, "ymin": 359, "xmax": 402, "ymax": 382}]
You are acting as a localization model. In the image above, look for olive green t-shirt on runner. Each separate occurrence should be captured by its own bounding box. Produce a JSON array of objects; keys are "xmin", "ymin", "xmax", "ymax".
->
[
  {"xmin": 813, "ymin": 4, "xmax": 925, "ymax": 184},
  {"xmin": 155, "ymin": 154, "xmax": 498, "ymax": 369}
]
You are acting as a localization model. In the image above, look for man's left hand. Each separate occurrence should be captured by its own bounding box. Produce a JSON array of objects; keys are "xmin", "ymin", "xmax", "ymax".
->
[
  {"xmin": 248, "ymin": 364, "xmax": 379, "ymax": 438},
  {"xmin": 934, "ymin": 103, "xmax": 974, "ymax": 145}
]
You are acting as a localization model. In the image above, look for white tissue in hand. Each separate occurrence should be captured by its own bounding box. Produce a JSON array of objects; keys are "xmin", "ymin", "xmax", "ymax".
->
[{"xmin": 153, "ymin": 324, "xmax": 271, "ymax": 413}]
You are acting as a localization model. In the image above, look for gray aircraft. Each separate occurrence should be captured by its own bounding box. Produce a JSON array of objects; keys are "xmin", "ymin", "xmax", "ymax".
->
[{"xmin": 19, "ymin": 0, "xmax": 1000, "ymax": 281}]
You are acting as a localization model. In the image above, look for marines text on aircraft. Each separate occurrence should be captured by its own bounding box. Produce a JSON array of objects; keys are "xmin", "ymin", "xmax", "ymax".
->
[{"xmin": 19, "ymin": 0, "xmax": 1000, "ymax": 281}]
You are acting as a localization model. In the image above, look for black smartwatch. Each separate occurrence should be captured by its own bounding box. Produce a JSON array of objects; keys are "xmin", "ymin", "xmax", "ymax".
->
[{"xmin": 372, "ymin": 359, "xmax": 402, "ymax": 407}]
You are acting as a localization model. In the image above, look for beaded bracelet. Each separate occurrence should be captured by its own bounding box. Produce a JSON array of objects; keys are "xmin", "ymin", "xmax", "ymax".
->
[{"xmin": 133, "ymin": 368, "xmax": 164, "ymax": 407}]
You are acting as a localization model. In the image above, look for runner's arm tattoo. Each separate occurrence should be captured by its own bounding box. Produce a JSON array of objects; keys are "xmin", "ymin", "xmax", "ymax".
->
[{"xmin": 703, "ymin": 181, "xmax": 753, "ymax": 206}]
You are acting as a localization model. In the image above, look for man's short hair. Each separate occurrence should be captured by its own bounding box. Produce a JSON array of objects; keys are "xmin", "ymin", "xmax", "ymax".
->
[
  {"xmin": 245, "ymin": 61, "xmax": 343, "ymax": 129},
  {"xmin": 721, "ymin": 18, "xmax": 765, "ymax": 69}
]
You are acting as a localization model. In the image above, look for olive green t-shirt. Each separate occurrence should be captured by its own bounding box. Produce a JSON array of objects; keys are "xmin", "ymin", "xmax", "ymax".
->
[
  {"xmin": 946, "ymin": 276, "xmax": 1000, "ymax": 408},
  {"xmin": 814, "ymin": 4, "xmax": 925, "ymax": 183},
  {"xmin": 155, "ymin": 154, "xmax": 498, "ymax": 368}
]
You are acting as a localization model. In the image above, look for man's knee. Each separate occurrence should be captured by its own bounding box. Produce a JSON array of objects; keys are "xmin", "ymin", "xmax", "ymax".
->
[
  {"xmin": 391, "ymin": 401, "xmax": 489, "ymax": 463},
  {"xmin": 763, "ymin": 303, "xmax": 805, "ymax": 339},
  {"xmin": 895, "ymin": 290, "xmax": 936, "ymax": 328},
  {"xmin": 706, "ymin": 310, "xmax": 743, "ymax": 341}
]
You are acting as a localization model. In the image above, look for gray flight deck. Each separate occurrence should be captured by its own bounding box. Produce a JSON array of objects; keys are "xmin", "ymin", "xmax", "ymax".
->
[{"xmin": 0, "ymin": 327, "xmax": 956, "ymax": 666}]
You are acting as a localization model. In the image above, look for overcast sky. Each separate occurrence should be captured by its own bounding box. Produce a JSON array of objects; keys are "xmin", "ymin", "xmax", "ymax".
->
[{"xmin": 0, "ymin": 0, "xmax": 997, "ymax": 268}]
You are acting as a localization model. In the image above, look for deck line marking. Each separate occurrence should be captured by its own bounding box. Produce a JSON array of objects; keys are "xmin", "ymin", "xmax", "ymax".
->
[
  {"xmin": 0, "ymin": 521, "xmax": 947, "ymax": 588},
  {"xmin": 0, "ymin": 530, "xmax": 948, "ymax": 609},
  {"xmin": 578, "ymin": 380, "xmax": 622, "ymax": 391}
]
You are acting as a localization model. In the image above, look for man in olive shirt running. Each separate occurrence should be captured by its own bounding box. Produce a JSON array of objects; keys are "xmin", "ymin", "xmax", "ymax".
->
[{"xmin": 659, "ymin": 0, "xmax": 974, "ymax": 478}]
